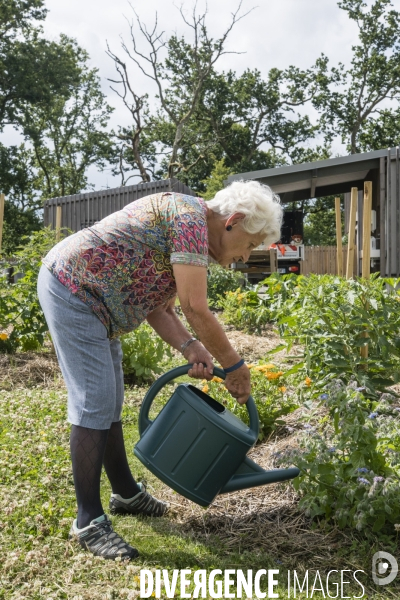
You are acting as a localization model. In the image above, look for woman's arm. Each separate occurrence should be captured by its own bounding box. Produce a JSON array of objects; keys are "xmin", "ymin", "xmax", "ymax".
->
[
  {"xmin": 146, "ymin": 296, "xmax": 214, "ymax": 379},
  {"xmin": 171, "ymin": 264, "xmax": 250, "ymax": 404}
]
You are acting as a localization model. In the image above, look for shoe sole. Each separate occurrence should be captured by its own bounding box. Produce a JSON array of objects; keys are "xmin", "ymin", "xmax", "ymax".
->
[{"xmin": 110, "ymin": 505, "xmax": 169, "ymax": 517}]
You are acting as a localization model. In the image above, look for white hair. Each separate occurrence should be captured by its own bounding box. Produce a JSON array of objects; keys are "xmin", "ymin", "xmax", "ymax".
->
[{"xmin": 207, "ymin": 180, "xmax": 283, "ymax": 245}]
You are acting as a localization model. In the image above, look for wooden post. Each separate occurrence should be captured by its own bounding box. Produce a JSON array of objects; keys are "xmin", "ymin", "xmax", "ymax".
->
[
  {"xmin": 56, "ymin": 205, "xmax": 62, "ymax": 242},
  {"xmin": 346, "ymin": 187, "xmax": 358, "ymax": 279},
  {"xmin": 361, "ymin": 181, "xmax": 372, "ymax": 279},
  {"xmin": 335, "ymin": 197, "xmax": 343, "ymax": 276},
  {"xmin": 0, "ymin": 193, "xmax": 4, "ymax": 254},
  {"xmin": 360, "ymin": 181, "xmax": 372, "ymax": 363}
]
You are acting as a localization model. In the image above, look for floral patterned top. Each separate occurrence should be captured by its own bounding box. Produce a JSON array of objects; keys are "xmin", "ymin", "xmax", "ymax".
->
[{"xmin": 43, "ymin": 192, "xmax": 208, "ymax": 338}]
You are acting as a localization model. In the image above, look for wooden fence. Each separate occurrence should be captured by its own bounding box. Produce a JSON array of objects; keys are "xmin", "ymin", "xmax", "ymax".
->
[{"xmin": 301, "ymin": 245, "xmax": 358, "ymax": 276}]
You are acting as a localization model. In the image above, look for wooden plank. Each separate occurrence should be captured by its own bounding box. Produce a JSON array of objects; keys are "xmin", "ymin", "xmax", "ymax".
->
[
  {"xmin": 270, "ymin": 248, "xmax": 277, "ymax": 273},
  {"xmin": 379, "ymin": 157, "xmax": 386, "ymax": 276},
  {"xmin": 346, "ymin": 187, "xmax": 358, "ymax": 279},
  {"xmin": 56, "ymin": 205, "xmax": 62, "ymax": 242},
  {"xmin": 335, "ymin": 197, "xmax": 343, "ymax": 276},
  {"xmin": 361, "ymin": 181, "xmax": 372, "ymax": 361},
  {"xmin": 0, "ymin": 193, "xmax": 4, "ymax": 253},
  {"xmin": 362, "ymin": 181, "xmax": 372, "ymax": 279}
]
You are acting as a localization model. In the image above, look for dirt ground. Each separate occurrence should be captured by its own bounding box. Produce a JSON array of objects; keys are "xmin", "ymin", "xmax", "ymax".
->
[{"xmin": 0, "ymin": 321, "xmax": 291, "ymax": 390}]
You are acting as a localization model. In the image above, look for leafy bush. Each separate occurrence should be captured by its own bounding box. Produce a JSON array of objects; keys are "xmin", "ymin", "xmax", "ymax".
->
[
  {"xmin": 219, "ymin": 272, "xmax": 400, "ymax": 396},
  {"xmin": 0, "ymin": 228, "xmax": 58, "ymax": 353},
  {"xmin": 219, "ymin": 288, "xmax": 271, "ymax": 333},
  {"xmin": 269, "ymin": 274, "xmax": 400, "ymax": 396},
  {"xmin": 207, "ymin": 264, "xmax": 244, "ymax": 309},
  {"xmin": 201, "ymin": 362, "xmax": 299, "ymax": 440},
  {"xmin": 120, "ymin": 323, "xmax": 172, "ymax": 383},
  {"xmin": 277, "ymin": 380, "xmax": 400, "ymax": 537}
]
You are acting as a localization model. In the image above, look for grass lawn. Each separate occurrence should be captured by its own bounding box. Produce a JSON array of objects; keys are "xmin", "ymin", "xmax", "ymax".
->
[{"xmin": 1, "ymin": 339, "xmax": 399, "ymax": 599}]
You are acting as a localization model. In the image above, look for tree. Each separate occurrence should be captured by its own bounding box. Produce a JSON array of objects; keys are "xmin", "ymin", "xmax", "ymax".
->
[
  {"xmin": 196, "ymin": 64, "xmax": 330, "ymax": 176},
  {"xmin": 21, "ymin": 41, "xmax": 115, "ymax": 199},
  {"xmin": 316, "ymin": 0, "xmax": 400, "ymax": 154},
  {"xmin": 107, "ymin": 3, "xmax": 332, "ymax": 191},
  {"xmin": 0, "ymin": 0, "xmax": 82, "ymax": 130},
  {"xmin": 107, "ymin": 2, "xmax": 254, "ymax": 184},
  {"xmin": 201, "ymin": 159, "xmax": 233, "ymax": 200},
  {"xmin": 1, "ymin": 199, "xmax": 42, "ymax": 255},
  {"xmin": 302, "ymin": 196, "xmax": 344, "ymax": 246},
  {"xmin": 0, "ymin": 143, "xmax": 43, "ymax": 254},
  {"xmin": 0, "ymin": 143, "xmax": 40, "ymax": 211},
  {"xmin": 0, "ymin": 2, "xmax": 115, "ymax": 251}
]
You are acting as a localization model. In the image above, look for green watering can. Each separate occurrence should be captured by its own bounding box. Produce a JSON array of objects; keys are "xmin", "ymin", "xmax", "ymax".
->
[{"xmin": 134, "ymin": 365, "xmax": 300, "ymax": 507}]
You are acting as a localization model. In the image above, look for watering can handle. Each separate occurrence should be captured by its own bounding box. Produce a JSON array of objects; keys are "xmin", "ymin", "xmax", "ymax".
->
[{"xmin": 138, "ymin": 364, "xmax": 259, "ymax": 439}]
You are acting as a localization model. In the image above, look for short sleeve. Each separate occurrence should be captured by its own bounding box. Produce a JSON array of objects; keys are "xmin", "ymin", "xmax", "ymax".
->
[{"xmin": 168, "ymin": 195, "xmax": 209, "ymax": 268}]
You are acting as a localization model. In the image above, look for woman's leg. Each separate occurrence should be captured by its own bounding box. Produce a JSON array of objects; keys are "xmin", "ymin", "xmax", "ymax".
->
[
  {"xmin": 104, "ymin": 339, "xmax": 169, "ymax": 516},
  {"xmin": 103, "ymin": 420, "xmax": 140, "ymax": 498},
  {"xmin": 102, "ymin": 339, "xmax": 140, "ymax": 498},
  {"xmin": 70, "ymin": 425, "xmax": 109, "ymax": 528},
  {"xmin": 37, "ymin": 266, "xmax": 118, "ymax": 523}
]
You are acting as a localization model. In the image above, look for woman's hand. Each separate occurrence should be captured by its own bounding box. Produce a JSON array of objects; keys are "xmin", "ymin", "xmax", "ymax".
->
[
  {"xmin": 224, "ymin": 364, "xmax": 251, "ymax": 404},
  {"xmin": 185, "ymin": 341, "xmax": 214, "ymax": 381}
]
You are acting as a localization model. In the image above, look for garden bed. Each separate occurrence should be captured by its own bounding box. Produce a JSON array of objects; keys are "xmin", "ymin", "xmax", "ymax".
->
[{"xmin": 1, "ymin": 321, "xmax": 399, "ymax": 599}]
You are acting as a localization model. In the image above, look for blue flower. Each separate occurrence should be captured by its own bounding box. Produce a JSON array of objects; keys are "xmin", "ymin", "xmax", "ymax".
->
[
  {"xmin": 319, "ymin": 394, "xmax": 329, "ymax": 400},
  {"xmin": 355, "ymin": 387, "xmax": 366, "ymax": 392},
  {"xmin": 303, "ymin": 424, "xmax": 312, "ymax": 429},
  {"xmin": 367, "ymin": 413, "xmax": 378, "ymax": 419},
  {"xmin": 328, "ymin": 447, "xmax": 336, "ymax": 453},
  {"xmin": 357, "ymin": 477, "xmax": 370, "ymax": 485},
  {"xmin": 357, "ymin": 468, "xmax": 369, "ymax": 473},
  {"xmin": 373, "ymin": 476, "xmax": 384, "ymax": 483}
]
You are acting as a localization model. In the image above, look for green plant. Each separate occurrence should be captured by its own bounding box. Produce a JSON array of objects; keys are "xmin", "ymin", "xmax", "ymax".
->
[
  {"xmin": 0, "ymin": 227, "xmax": 58, "ymax": 353},
  {"xmin": 201, "ymin": 362, "xmax": 298, "ymax": 440},
  {"xmin": 120, "ymin": 323, "xmax": 172, "ymax": 383},
  {"xmin": 278, "ymin": 380, "xmax": 400, "ymax": 537},
  {"xmin": 270, "ymin": 274, "xmax": 400, "ymax": 396},
  {"xmin": 219, "ymin": 288, "xmax": 271, "ymax": 333},
  {"xmin": 206, "ymin": 264, "xmax": 244, "ymax": 309}
]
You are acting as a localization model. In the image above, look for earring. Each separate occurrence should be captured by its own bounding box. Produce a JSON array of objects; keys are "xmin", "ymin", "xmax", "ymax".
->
[{"xmin": 226, "ymin": 225, "xmax": 232, "ymax": 231}]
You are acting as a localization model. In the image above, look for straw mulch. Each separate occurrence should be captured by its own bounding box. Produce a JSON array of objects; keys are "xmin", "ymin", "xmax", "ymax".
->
[
  {"xmin": 153, "ymin": 428, "xmax": 365, "ymax": 573},
  {"xmin": 0, "ymin": 351, "xmax": 62, "ymax": 389}
]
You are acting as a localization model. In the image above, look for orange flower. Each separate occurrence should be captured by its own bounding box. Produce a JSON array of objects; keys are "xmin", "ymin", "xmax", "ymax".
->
[
  {"xmin": 202, "ymin": 385, "xmax": 209, "ymax": 393},
  {"xmin": 212, "ymin": 376, "xmax": 223, "ymax": 383},
  {"xmin": 253, "ymin": 363, "xmax": 275, "ymax": 372},
  {"xmin": 305, "ymin": 376, "xmax": 312, "ymax": 387},
  {"xmin": 279, "ymin": 386, "xmax": 287, "ymax": 393},
  {"xmin": 0, "ymin": 333, "xmax": 8, "ymax": 341}
]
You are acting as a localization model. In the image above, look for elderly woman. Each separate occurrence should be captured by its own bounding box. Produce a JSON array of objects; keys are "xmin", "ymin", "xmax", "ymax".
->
[{"xmin": 37, "ymin": 179, "xmax": 282, "ymax": 561}]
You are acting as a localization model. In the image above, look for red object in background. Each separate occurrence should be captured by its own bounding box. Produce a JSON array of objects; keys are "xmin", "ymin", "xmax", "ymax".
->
[
  {"xmin": 288, "ymin": 266, "xmax": 299, "ymax": 272},
  {"xmin": 270, "ymin": 243, "xmax": 287, "ymax": 255}
]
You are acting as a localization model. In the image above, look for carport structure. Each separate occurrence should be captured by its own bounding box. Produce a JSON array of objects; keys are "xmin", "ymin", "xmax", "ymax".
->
[{"xmin": 227, "ymin": 148, "xmax": 400, "ymax": 277}]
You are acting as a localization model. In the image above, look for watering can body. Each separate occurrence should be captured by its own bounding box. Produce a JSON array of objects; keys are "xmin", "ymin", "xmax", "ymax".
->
[{"xmin": 134, "ymin": 365, "xmax": 300, "ymax": 507}]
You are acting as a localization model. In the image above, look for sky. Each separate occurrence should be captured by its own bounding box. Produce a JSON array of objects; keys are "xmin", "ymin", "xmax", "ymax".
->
[{"xmin": 4, "ymin": 0, "xmax": 400, "ymax": 190}]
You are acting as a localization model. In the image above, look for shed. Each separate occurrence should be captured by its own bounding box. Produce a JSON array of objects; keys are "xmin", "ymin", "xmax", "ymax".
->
[
  {"xmin": 227, "ymin": 148, "xmax": 400, "ymax": 277},
  {"xmin": 43, "ymin": 178, "xmax": 196, "ymax": 233}
]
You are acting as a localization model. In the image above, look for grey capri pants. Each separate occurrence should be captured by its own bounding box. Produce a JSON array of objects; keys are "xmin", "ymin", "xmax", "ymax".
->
[{"xmin": 37, "ymin": 265, "xmax": 124, "ymax": 429}]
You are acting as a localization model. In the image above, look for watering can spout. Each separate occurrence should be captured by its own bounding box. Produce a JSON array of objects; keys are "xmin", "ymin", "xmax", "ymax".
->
[{"xmin": 220, "ymin": 457, "xmax": 300, "ymax": 495}]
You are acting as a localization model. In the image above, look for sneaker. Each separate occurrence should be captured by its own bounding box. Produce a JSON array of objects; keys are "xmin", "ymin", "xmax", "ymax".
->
[
  {"xmin": 68, "ymin": 514, "xmax": 139, "ymax": 560},
  {"xmin": 109, "ymin": 483, "xmax": 169, "ymax": 517}
]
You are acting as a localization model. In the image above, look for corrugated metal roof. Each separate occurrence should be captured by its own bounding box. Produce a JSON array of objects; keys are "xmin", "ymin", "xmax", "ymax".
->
[{"xmin": 227, "ymin": 148, "xmax": 390, "ymax": 202}]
